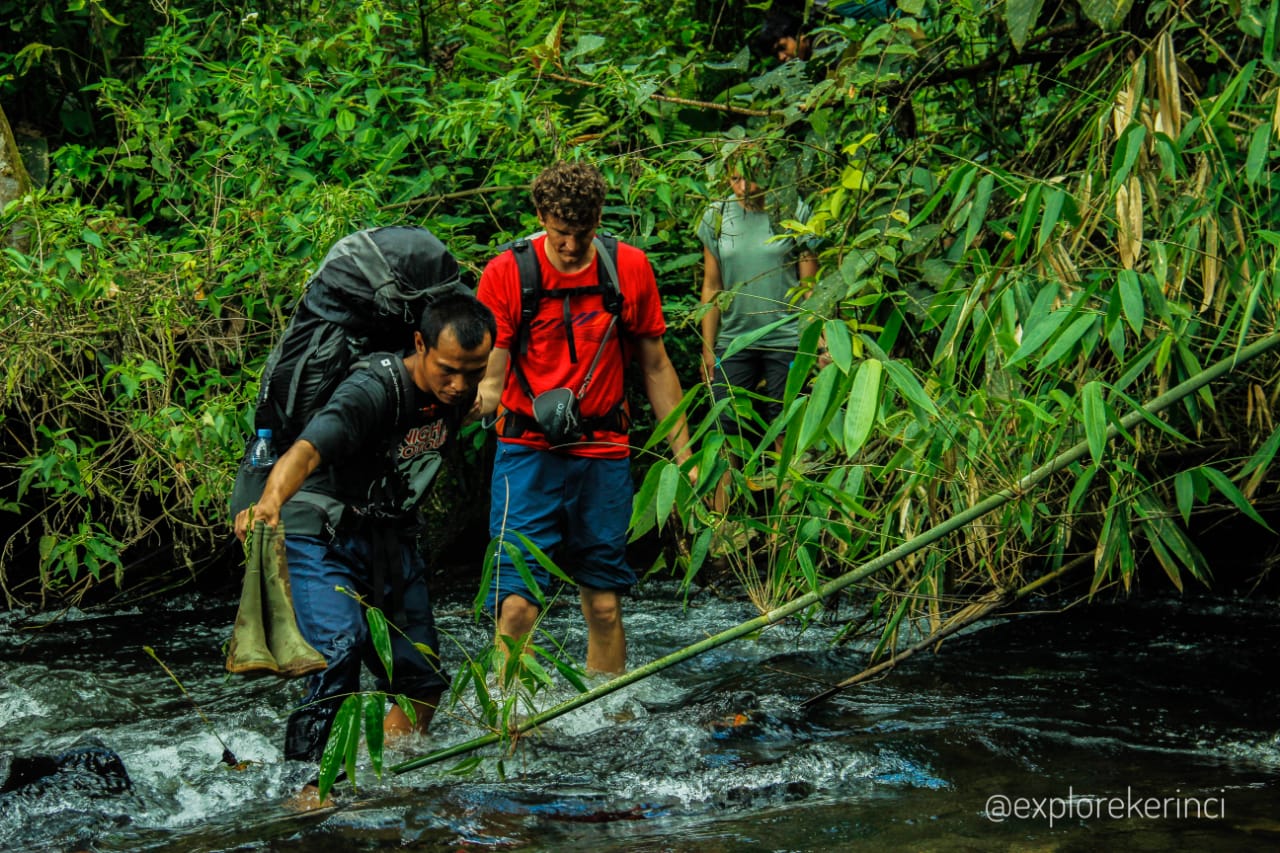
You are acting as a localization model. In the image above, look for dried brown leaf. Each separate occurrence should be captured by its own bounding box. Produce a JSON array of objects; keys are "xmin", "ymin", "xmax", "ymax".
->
[{"xmin": 1201, "ymin": 217, "xmax": 1218, "ymax": 314}]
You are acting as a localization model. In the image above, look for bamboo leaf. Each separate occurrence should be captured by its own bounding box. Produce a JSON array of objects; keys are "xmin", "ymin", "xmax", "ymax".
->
[
  {"xmin": 786, "ymin": 321, "xmax": 824, "ymax": 406},
  {"xmin": 318, "ymin": 695, "xmax": 360, "ymax": 800},
  {"xmin": 722, "ymin": 317, "xmax": 791, "ymax": 361},
  {"xmin": 1174, "ymin": 469, "xmax": 1196, "ymax": 525},
  {"xmin": 503, "ymin": 543, "xmax": 547, "ymax": 606},
  {"xmin": 518, "ymin": 653, "xmax": 554, "ymax": 687},
  {"xmin": 1067, "ymin": 463, "xmax": 1100, "ymax": 515},
  {"xmin": 1007, "ymin": 301, "xmax": 1071, "ymax": 367},
  {"xmin": 1036, "ymin": 312, "xmax": 1096, "ymax": 370},
  {"xmin": 799, "ymin": 364, "xmax": 841, "ymax": 452},
  {"xmin": 641, "ymin": 387, "xmax": 698, "ymax": 452},
  {"xmin": 824, "ymin": 318, "xmax": 853, "ymax": 373},
  {"xmin": 1014, "ymin": 182, "xmax": 1042, "ymax": 261},
  {"xmin": 367, "ymin": 607, "xmax": 392, "ymax": 683},
  {"xmin": 364, "ymin": 692, "xmax": 385, "ymax": 777},
  {"xmin": 965, "ymin": 173, "xmax": 994, "ymax": 250},
  {"xmin": 843, "ymin": 359, "xmax": 882, "ymax": 455},
  {"xmin": 1037, "ymin": 188, "xmax": 1065, "ymax": 250},
  {"xmin": 1246, "ymin": 122, "xmax": 1272, "ymax": 185},
  {"xmin": 629, "ymin": 460, "xmax": 664, "ymax": 540},
  {"xmin": 1082, "ymin": 381, "xmax": 1107, "ymax": 463},
  {"xmin": 549, "ymin": 655, "xmax": 588, "ymax": 693},
  {"xmin": 1110, "ymin": 125, "xmax": 1147, "ymax": 193},
  {"xmin": 1241, "ymin": 423, "xmax": 1280, "ymax": 478},
  {"xmin": 511, "ymin": 533, "xmax": 575, "ymax": 586},
  {"xmin": 882, "ymin": 359, "xmax": 938, "ymax": 418},
  {"xmin": 1117, "ymin": 269, "xmax": 1145, "ymax": 335},
  {"xmin": 655, "ymin": 461, "xmax": 681, "ymax": 532},
  {"xmin": 1199, "ymin": 467, "xmax": 1274, "ymax": 530}
]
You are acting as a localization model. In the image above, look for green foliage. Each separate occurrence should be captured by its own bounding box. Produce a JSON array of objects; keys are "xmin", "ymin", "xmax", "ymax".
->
[{"xmin": 2, "ymin": 0, "xmax": 1279, "ymax": 680}]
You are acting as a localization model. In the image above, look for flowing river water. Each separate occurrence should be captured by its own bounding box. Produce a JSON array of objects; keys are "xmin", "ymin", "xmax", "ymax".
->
[{"xmin": 3, "ymin": 580, "xmax": 1279, "ymax": 851}]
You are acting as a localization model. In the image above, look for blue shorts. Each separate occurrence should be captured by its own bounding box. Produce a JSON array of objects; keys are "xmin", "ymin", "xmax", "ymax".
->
[{"xmin": 485, "ymin": 442, "xmax": 636, "ymax": 612}]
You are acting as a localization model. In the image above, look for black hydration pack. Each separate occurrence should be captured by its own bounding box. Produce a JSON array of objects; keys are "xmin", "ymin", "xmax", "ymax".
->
[
  {"xmin": 500, "ymin": 234, "xmax": 631, "ymax": 443},
  {"xmin": 253, "ymin": 226, "xmax": 468, "ymax": 448}
]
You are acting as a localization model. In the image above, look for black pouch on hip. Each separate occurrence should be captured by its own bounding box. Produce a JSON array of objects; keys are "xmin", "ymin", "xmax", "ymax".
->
[{"xmin": 531, "ymin": 386, "xmax": 584, "ymax": 446}]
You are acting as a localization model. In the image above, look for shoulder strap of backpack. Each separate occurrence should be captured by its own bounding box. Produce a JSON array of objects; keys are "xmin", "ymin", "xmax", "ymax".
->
[
  {"xmin": 352, "ymin": 352, "xmax": 412, "ymax": 427},
  {"xmin": 593, "ymin": 234, "xmax": 622, "ymax": 318},
  {"xmin": 508, "ymin": 234, "xmax": 626, "ymax": 401}
]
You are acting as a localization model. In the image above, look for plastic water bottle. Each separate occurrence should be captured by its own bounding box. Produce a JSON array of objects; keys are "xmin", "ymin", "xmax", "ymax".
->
[{"xmin": 249, "ymin": 428, "xmax": 277, "ymax": 469}]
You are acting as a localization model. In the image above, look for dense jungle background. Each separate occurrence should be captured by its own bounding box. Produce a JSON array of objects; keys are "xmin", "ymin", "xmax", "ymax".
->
[{"xmin": 3, "ymin": 0, "xmax": 1280, "ymax": 659}]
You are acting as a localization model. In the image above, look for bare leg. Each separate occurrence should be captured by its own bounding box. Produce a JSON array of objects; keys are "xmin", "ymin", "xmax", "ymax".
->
[
  {"xmin": 580, "ymin": 587, "xmax": 625, "ymax": 675},
  {"xmin": 494, "ymin": 593, "xmax": 541, "ymax": 675},
  {"xmin": 384, "ymin": 689, "xmax": 442, "ymax": 740}
]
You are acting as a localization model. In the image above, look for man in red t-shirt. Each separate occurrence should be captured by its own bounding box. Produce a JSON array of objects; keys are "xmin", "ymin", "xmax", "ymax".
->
[{"xmin": 476, "ymin": 161, "xmax": 693, "ymax": 675}]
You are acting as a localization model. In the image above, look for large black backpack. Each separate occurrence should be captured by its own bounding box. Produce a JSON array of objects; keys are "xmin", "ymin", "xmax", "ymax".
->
[
  {"xmin": 229, "ymin": 227, "xmax": 466, "ymax": 534},
  {"xmin": 253, "ymin": 226, "xmax": 467, "ymax": 447}
]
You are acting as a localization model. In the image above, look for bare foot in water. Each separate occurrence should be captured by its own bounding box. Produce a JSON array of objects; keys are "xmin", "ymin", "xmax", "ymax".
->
[{"xmin": 286, "ymin": 783, "xmax": 334, "ymax": 811}]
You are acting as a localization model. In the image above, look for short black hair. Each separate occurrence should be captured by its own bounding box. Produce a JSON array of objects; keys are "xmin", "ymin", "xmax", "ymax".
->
[
  {"xmin": 419, "ymin": 292, "xmax": 496, "ymax": 352},
  {"xmin": 752, "ymin": 9, "xmax": 803, "ymax": 58}
]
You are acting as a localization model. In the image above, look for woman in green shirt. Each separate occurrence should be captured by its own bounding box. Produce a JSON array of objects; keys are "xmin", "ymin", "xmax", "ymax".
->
[{"xmin": 698, "ymin": 146, "xmax": 817, "ymax": 518}]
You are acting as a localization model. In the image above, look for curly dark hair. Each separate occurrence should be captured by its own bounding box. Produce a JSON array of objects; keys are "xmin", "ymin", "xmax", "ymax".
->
[{"xmin": 530, "ymin": 161, "xmax": 607, "ymax": 228}]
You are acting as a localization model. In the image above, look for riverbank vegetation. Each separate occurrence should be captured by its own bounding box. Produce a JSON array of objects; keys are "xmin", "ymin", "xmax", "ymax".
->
[{"xmin": 3, "ymin": 0, "xmax": 1279, "ymax": 666}]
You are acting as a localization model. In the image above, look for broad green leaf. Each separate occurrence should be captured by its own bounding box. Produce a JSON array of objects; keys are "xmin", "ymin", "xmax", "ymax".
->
[
  {"xmin": 518, "ymin": 652, "xmax": 553, "ymax": 687},
  {"xmin": 1067, "ymin": 463, "xmax": 1100, "ymax": 515},
  {"xmin": 965, "ymin": 173, "xmax": 994, "ymax": 250},
  {"xmin": 1007, "ymin": 306, "xmax": 1070, "ymax": 366},
  {"xmin": 1079, "ymin": 0, "xmax": 1137, "ymax": 29},
  {"xmin": 394, "ymin": 694, "xmax": 419, "ymax": 728},
  {"xmin": 843, "ymin": 359, "xmax": 882, "ymax": 455},
  {"xmin": 630, "ymin": 456, "xmax": 665, "ymax": 539},
  {"xmin": 545, "ymin": 652, "xmax": 587, "ymax": 692},
  {"xmin": 1006, "ymin": 0, "xmax": 1047, "ymax": 50},
  {"xmin": 1241, "ymin": 422, "xmax": 1280, "ymax": 477}
]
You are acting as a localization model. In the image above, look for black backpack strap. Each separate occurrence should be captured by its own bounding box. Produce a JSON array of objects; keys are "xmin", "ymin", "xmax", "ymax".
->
[
  {"xmin": 507, "ymin": 233, "xmax": 627, "ymax": 403},
  {"xmin": 508, "ymin": 239, "xmax": 540, "ymax": 400},
  {"xmin": 593, "ymin": 234, "xmax": 622, "ymax": 317},
  {"xmin": 352, "ymin": 352, "xmax": 412, "ymax": 428}
]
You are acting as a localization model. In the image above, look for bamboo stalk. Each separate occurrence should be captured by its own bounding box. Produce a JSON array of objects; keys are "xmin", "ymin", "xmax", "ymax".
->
[{"xmin": 390, "ymin": 330, "xmax": 1280, "ymax": 776}]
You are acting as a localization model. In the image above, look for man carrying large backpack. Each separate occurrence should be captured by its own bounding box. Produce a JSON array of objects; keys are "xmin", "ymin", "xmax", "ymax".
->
[
  {"xmin": 475, "ymin": 161, "xmax": 693, "ymax": 676},
  {"xmin": 229, "ymin": 228, "xmax": 495, "ymax": 789}
]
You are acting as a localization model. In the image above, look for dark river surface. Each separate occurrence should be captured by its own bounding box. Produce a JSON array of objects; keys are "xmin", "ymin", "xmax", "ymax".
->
[{"xmin": 3, "ymin": 579, "xmax": 1279, "ymax": 851}]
